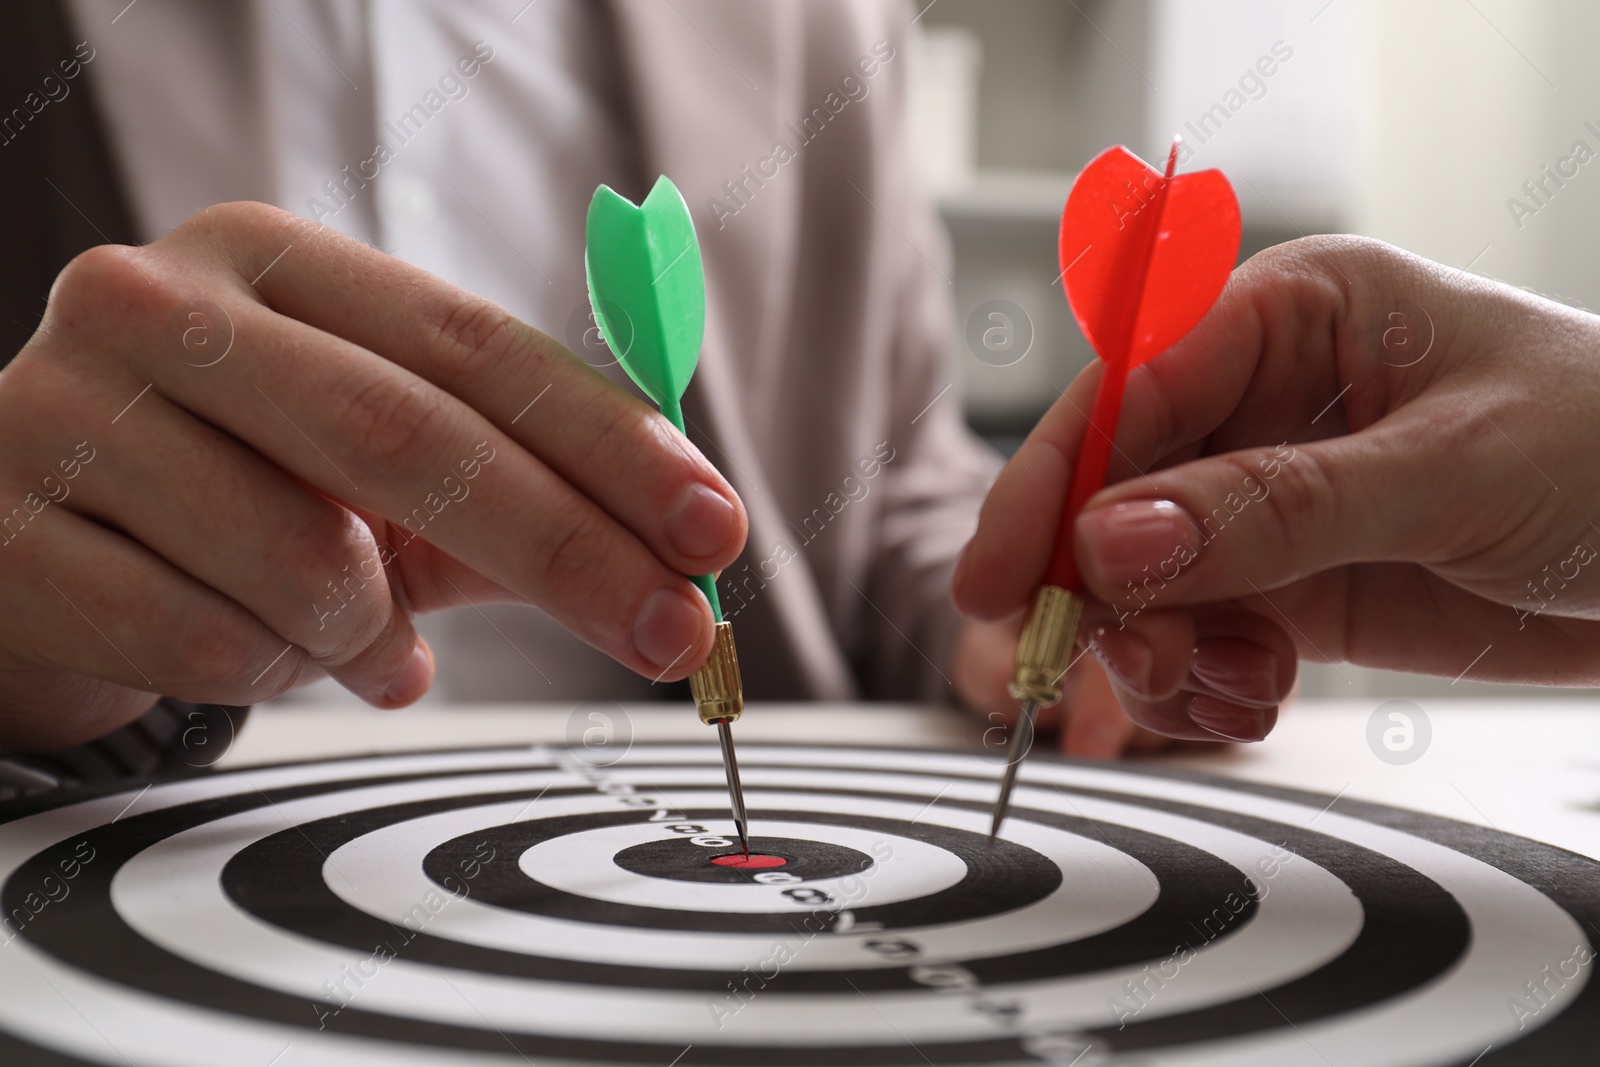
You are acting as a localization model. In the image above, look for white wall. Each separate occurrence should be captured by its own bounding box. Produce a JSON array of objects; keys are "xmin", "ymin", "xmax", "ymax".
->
[
  {"xmin": 1148, "ymin": 0, "xmax": 1356, "ymax": 229},
  {"xmin": 1355, "ymin": 0, "xmax": 1600, "ymax": 310}
]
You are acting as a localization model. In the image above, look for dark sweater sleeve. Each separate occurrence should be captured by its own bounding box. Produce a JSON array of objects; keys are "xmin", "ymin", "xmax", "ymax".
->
[{"xmin": 0, "ymin": 700, "xmax": 249, "ymax": 800}]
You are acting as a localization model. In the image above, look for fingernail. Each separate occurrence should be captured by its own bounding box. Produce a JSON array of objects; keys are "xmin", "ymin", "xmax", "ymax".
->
[
  {"xmin": 1090, "ymin": 627, "xmax": 1153, "ymax": 696},
  {"xmin": 1078, "ymin": 500, "xmax": 1200, "ymax": 587},
  {"xmin": 382, "ymin": 643, "xmax": 433, "ymax": 706},
  {"xmin": 665, "ymin": 483, "xmax": 738, "ymax": 560},
  {"xmin": 1187, "ymin": 694, "xmax": 1269, "ymax": 742},
  {"xmin": 634, "ymin": 587, "xmax": 707, "ymax": 670},
  {"xmin": 1191, "ymin": 637, "xmax": 1281, "ymax": 706}
]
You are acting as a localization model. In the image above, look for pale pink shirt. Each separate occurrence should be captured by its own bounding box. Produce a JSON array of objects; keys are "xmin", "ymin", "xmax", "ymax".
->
[{"xmin": 68, "ymin": 0, "xmax": 1001, "ymax": 706}]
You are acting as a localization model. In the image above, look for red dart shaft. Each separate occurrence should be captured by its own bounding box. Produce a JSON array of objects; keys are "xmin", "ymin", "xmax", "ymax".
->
[{"xmin": 1044, "ymin": 140, "xmax": 1179, "ymax": 594}]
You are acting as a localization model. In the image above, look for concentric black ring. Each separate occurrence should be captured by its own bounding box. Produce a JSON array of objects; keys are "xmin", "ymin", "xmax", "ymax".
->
[
  {"xmin": 610, "ymin": 836, "xmax": 872, "ymax": 884},
  {"xmin": 413, "ymin": 807, "xmax": 1057, "ymax": 935},
  {"xmin": 0, "ymin": 746, "xmax": 1593, "ymax": 1067}
]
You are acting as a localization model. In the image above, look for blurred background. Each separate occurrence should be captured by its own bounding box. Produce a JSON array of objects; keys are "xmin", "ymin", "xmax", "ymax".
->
[{"xmin": 913, "ymin": 0, "xmax": 1600, "ymax": 701}]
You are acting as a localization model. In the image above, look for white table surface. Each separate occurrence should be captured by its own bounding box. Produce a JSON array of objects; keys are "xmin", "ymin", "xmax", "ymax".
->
[{"xmin": 223, "ymin": 698, "xmax": 1600, "ymax": 863}]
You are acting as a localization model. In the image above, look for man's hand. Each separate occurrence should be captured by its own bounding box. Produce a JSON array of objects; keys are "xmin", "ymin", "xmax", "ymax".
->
[
  {"xmin": 0, "ymin": 203, "xmax": 747, "ymax": 748},
  {"xmin": 955, "ymin": 235, "xmax": 1600, "ymax": 743}
]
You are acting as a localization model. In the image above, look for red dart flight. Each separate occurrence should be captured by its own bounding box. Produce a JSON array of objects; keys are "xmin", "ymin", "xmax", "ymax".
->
[{"xmin": 1050, "ymin": 139, "xmax": 1242, "ymax": 591}]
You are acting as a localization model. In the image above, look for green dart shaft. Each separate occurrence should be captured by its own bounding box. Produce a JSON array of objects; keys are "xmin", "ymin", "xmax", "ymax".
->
[{"xmin": 656, "ymin": 396, "xmax": 723, "ymax": 621}]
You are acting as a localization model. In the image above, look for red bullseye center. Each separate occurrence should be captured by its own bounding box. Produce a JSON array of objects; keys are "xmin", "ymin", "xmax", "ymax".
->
[{"xmin": 711, "ymin": 853, "xmax": 787, "ymax": 869}]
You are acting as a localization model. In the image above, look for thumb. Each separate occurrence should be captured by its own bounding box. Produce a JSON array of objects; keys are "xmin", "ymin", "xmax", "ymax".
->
[{"xmin": 1072, "ymin": 413, "xmax": 1459, "ymax": 609}]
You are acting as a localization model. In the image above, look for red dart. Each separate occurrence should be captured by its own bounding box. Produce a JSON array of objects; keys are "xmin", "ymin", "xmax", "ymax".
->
[{"xmin": 989, "ymin": 138, "xmax": 1241, "ymax": 839}]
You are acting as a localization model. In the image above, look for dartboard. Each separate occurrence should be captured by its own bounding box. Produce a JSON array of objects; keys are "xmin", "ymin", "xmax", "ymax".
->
[{"xmin": 0, "ymin": 743, "xmax": 1594, "ymax": 1066}]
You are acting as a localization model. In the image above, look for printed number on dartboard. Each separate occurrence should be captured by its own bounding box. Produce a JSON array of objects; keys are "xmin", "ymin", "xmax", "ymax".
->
[
  {"xmin": 781, "ymin": 887, "xmax": 833, "ymax": 906},
  {"xmin": 879, "ymin": 954, "xmax": 1023, "ymax": 1027},
  {"xmin": 863, "ymin": 938, "xmax": 922, "ymax": 960},
  {"xmin": 600, "ymin": 782, "xmax": 717, "ymax": 827},
  {"xmin": 661, "ymin": 824, "xmax": 731, "ymax": 848},
  {"xmin": 751, "ymin": 871, "xmax": 802, "ymax": 886}
]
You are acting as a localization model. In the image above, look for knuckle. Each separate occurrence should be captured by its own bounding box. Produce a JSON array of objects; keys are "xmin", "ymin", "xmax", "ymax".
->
[
  {"xmin": 336, "ymin": 374, "xmax": 445, "ymax": 471},
  {"xmin": 430, "ymin": 297, "xmax": 528, "ymax": 384},
  {"xmin": 589, "ymin": 395, "xmax": 712, "ymax": 512},
  {"xmin": 240, "ymin": 659, "xmax": 307, "ymax": 704},
  {"xmin": 161, "ymin": 610, "xmax": 265, "ymax": 694},
  {"xmin": 267, "ymin": 498, "xmax": 371, "ymax": 577},
  {"xmin": 0, "ymin": 352, "xmax": 60, "ymax": 434},
  {"xmin": 1235, "ymin": 448, "xmax": 1337, "ymax": 564},
  {"xmin": 1131, "ymin": 362, "xmax": 1184, "ymax": 463},
  {"xmin": 175, "ymin": 200, "xmax": 299, "ymax": 243},
  {"xmin": 1248, "ymin": 234, "xmax": 1404, "ymax": 307},
  {"xmin": 538, "ymin": 511, "xmax": 611, "ymax": 600},
  {"xmin": 297, "ymin": 515, "xmax": 394, "ymax": 661},
  {"xmin": 1252, "ymin": 233, "xmax": 1379, "ymax": 272},
  {"xmin": 588, "ymin": 394, "xmax": 656, "ymax": 468},
  {"xmin": 46, "ymin": 244, "xmax": 175, "ymax": 329},
  {"xmin": 169, "ymin": 201, "xmax": 323, "ymax": 287}
]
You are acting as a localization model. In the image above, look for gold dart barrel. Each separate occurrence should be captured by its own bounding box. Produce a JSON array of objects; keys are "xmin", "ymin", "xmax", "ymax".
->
[
  {"xmin": 1007, "ymin": 585, "xmax": 1084, "ymax": 708},
  {"xmin": 690, "ymin": 621, "xmax": 744, "ymax": 725}
]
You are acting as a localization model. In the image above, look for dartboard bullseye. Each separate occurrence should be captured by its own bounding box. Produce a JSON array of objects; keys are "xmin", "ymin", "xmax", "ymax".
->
[{"xmin": 0, "ymin": 744, "xmax": 1593, "ymax": 1066}]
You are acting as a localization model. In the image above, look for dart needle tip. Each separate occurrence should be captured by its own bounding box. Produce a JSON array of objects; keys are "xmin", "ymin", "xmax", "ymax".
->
[
  {"xmin": 987, "ymin": 769, "xmax": 1018, "ymax": 843},
  {"xmin": 715, "ymin": 719, "xmax": 751, "ymax": 857},
  {"xmin": 988, "ymin": 699, "xmax": 1039, "ymax": 843}
]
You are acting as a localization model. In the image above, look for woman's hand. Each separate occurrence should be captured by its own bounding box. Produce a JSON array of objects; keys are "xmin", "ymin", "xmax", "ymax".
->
[{"xmin": 955, "ymin": 235, "xmax": 1600, "ymax": 743}]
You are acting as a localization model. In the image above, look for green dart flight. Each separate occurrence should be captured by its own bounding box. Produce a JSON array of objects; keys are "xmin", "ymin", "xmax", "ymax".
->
[
  {"xmin": 584, "ymin": 175, "xmax": 719, "ymax": 618},
  {"xmin": 584, "ymin": 174, "xmax": 751, "ymax": 856}
]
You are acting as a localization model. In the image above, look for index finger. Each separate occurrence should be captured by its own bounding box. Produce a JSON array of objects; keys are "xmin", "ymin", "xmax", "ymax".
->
[
  {"xmin": 953, "ymin": 238, "xmax": 1357, "ymax": 621},
  {"xmin": 174, "ymin": 203, "xmax": 748, "ymax": 579}
]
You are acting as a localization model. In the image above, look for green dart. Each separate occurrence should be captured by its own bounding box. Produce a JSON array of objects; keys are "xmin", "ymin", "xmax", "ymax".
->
[{"xmin": 585, "ymin": 175, "xmax": 750, "ymax": 857}]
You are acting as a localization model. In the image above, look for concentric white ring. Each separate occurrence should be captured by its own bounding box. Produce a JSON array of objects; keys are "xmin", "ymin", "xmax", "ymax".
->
[
  {"xmin": 517, "ymin": 817, "xmax": 965, "ymax": 912},
  {"xmin": 0, "ymin": 744, "xmax": 1584, "ymax": 1067}
]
